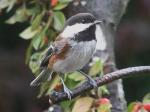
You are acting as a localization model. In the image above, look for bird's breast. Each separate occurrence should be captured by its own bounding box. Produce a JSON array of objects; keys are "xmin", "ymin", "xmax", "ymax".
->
[{"xmin": 52, "ymin": 40, "xmax": 96, "ymax": 73}]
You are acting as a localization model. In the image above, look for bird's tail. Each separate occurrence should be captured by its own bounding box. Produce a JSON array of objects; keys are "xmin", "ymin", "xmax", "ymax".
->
[{"xmin": 30, "ymin": 68, "xmax": 53, "ymax": 86}]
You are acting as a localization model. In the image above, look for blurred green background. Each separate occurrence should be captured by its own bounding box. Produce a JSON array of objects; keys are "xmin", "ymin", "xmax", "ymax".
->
[{"xmin": 0, "ymin": 0, "xmax": 150, "ymax": 112}]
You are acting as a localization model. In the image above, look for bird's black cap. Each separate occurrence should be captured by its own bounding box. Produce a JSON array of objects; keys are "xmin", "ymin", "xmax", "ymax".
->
[{"xmin": 65, "ymin": 13, "xmax": 96, "ymax": 26}]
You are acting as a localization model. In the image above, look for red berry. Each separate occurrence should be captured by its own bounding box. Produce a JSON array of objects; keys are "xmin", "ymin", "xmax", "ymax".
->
[
  {"xmin": 97, "ymin": 98, "xmax": 110, "ymax": 105},
  {"xmin": 143, "ymin": 103, "xmax": 150, "ymax": 111},
  {"xmin": 54, "ymin": 83, "xmax": 62, "ymax": 91},
  {"xmin": 44, "ymin": 36, "xmax": 49, "ymax": 44},
  {"xmin": 132, "ymin": 103, "xmax": 142, "ymax": 112},
  {"xmin": 51, "ymin": 0, "xmax": 58, "ymax": 7}
]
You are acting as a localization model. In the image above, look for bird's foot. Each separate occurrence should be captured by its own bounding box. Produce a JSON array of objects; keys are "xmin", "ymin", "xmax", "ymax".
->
[
  {"xmin": 88, "ymin": 77, "xmax": 97, "ymax": 88},
  {"xmin": 63, "ymin": 86, "xmax": 73, "ymax": 100},
  {"xmin": 77, "ymin": 70, "xmax": 97, "ymax": 88}
]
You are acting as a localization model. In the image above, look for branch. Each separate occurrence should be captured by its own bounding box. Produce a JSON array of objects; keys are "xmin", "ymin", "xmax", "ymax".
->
[{"xmin": 49, "ymin": 66, "xmax": 150, "ymax": 104}]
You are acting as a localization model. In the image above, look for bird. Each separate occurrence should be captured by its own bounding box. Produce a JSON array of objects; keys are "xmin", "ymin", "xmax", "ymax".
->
[{"xmin": 30, "ymin": 13, "xmax": 102, "ymax": 99}]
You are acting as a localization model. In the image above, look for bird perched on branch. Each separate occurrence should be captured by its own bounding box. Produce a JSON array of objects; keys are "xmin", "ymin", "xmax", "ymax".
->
[{"xmin": 30, "ymin": 13, "xmax": 103, "ymax": 99}]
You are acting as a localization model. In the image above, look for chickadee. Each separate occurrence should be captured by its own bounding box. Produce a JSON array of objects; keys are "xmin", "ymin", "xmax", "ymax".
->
[{"xmin": 30, "ymin": 13, "xmax": 102, "ymax": 99}]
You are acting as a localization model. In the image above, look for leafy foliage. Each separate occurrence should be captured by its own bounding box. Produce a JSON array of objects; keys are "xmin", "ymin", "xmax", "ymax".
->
[
  {"xmin": 72, "ymin": 97, "xmax": 94, "ymax": 112},
  {"xmin": 96, "ymin": 98, "xmax": 112, "ymax": 112},
  {"xmin": 128, "ymin": 93, "xmax": 150, "ymax": 112}
]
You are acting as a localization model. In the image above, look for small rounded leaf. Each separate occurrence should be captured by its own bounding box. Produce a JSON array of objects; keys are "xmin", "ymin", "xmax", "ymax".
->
[
  {"xmin": 53, "ymin": 11, "xmax": 65, "ymax": 31},
  {"xmin": 72, "ymin": 97, "xmax": 94, "ymax": 112},
  {"xmin": 53, "ymin": 2, "xmax": 68, "ymax": 10},
  {"xmin": 20, "ymin": 27, "xmax": 39, "ymax": 40}
]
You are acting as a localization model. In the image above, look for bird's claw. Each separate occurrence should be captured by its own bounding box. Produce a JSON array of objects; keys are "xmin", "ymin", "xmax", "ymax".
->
[
  {"xmin": 63, "ymin": 86, "xmax": 73, "ymax": 100},
  {"xmin": 88, "ymin": 78, "xmax": 97, "ymax": 88},
  {"xmin": 77, "ymin": 70, "xmax": 97, "ymax": 88}
]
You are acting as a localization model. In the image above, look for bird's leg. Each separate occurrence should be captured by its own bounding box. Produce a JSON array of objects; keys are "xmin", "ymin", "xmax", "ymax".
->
[
  {"xmin": 77, "ymin": 70, "xmax": 97, "ymax": 88},
  {"xmin": 59, "ymin": 74, "xmax": 73, "ymax": 100}
]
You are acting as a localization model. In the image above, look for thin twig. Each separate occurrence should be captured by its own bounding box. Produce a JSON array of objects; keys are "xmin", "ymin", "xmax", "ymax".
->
[{"xmin": 49, "ymin": 66, "xmax": 150, "ymax": 104}]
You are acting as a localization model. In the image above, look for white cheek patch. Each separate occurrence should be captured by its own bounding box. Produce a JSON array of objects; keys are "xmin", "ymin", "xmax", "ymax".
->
[
  {"xmin": 61, "ymin": 23, "xmax": 92, "ymax": 38},
  {"xmin": 95, "ymin": 25, "xmax": 107, "ymax": 50}
]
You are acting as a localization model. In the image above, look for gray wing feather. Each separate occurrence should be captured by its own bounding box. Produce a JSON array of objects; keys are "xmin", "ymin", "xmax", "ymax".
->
[
  {"xmin": 30, "ymin": 68, "xmax": 53, "ymax": 86},
  {"xmin": 31, "ymin": 37, "xmax": 68, "ymax": 86},
  {"xmin": 40, "ymin": 45, "xmax": 53, "ymax": 68}
]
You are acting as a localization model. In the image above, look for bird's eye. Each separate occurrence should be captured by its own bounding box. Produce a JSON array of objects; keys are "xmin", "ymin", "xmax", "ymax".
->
[{"xmin": 53, "ymin": 48, "xmax": 59, "ymax": 53}]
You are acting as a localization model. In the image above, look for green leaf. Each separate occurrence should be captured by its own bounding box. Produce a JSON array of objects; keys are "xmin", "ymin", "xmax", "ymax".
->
[
  {"xmin": 53, "ymin": 11, "xmax": 65, "ymax": 31},
  {"xmin": 46, "ymin": 29, "xmax": 56, "ymax": 40},
  {"xmin": 65, "ymin": 74, "xmax": 79, "ymax": 89},
  {"xmin": 89, "ymin": 59, "xmax": 103, "ymax": 76},
  {"xmin": 6, "ymin": 0, "xmax": 16, "ymax": 12},
  {"xmin": 0, "ymin": 0, "xmax": 16, "ymax": 10},
  {"xmin": 19, "ymin": 27, "xmax": 39, "ymax": 40},
  {"xmin": 60, "ymin": 100, "xmax": 74, "ymax": 112},
  {"xmin": 97, "ymin": 103, "xmax": 112, "ymax": 112},
  {"xmin": 32, "ymin": 28, "xmax": 47, "ymax": 50},
  {"xmin": 27, "ymin": 6, "xmax": 41, "ymax": 16},
  {"xmin": 143, "ymin": 93, "xmax": 150, "ymax": 103},
  {"xmin": 68, "ymin": 71, "xmax": 85, "ymax": 82},
  {"xmin": 59, "ymin": 0, "xmax": 72, "ymax": 3},
  {"xmin": 5, "ymin": 16, "xmax": 16, "ymax": 24},
  {"xmin": 29, "ymin": 52, "xmax": 42, "ymax": 73},
  {"xmin": 25, "ymin": 41, "xmax": 33, "ymax": 64},
  {"xmin": 127, "ymin": 102, "xmax": 142, "ymax": 112},
  {"xmin": 53, "ymin": 2, "xmax": 68, "ymax": 10},
  {"xmin": 0, "ymin": 0, "xmax": 9, "ymax": 9},
  {"xmin": 99, "ymin": 85, "xmax": 109, "ymax": 96},
  {"xmin": 32, "ymin": 32, "xmax": 45, "ymax": 50},
  {"xmin": 46, "ymin": 75, "xmax": 60, "ymax": 95},
  {"xmin": 72, "ymin": 97, "xmax": 94, "ymax": 112},
  {"xmin": 29, "ymin": 54, "xmax": 39, "ymax": 73},
  {"xmin": 97, "ymin": 98, "xmax": 112, "ymax": 112},
  {"xmin": 6, "ymin": 7, "xmax": 29, "ymax": 24},
  {"xmin": 31, "ymin": 13, "xmax": 43, "ymax": 31},
  {"xmin": 32, "ymin": 17, "xmax": 52, "ymax": 50},
  {"xmin": 38, "ymin": 82, "xmax": 51, "ymax": 98}
]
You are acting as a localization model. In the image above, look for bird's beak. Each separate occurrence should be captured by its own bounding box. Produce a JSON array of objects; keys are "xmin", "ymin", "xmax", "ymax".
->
[{"xmin": 94, "ymin": 20, "xmax": 102, "ymax": 25}]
